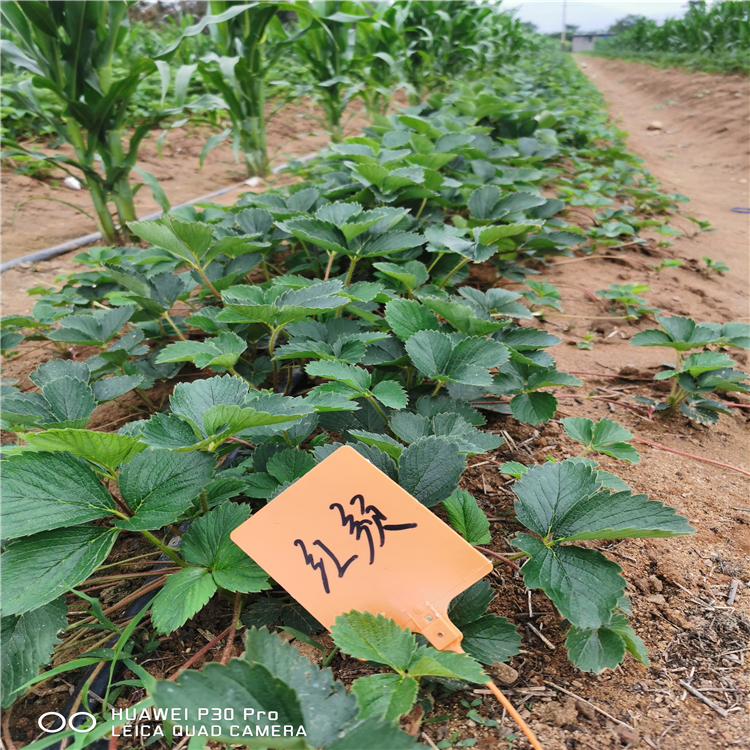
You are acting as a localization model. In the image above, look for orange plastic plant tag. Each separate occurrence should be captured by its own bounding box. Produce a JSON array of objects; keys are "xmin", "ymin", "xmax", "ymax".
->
[{"xmin": 230, "ymin": 445, "xmax": 492, "ymax": 652}]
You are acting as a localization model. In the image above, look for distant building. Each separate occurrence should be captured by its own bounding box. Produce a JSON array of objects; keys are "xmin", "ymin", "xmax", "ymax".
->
[{"xmin": 571, "ymin": 33, "xmax": 612, "ymax": 52}]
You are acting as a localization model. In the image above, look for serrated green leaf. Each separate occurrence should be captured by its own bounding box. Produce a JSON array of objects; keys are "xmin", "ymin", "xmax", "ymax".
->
[
  {"xmin": 154, "ymin": 659, "xmax": 305, "ymax": 744},
  {"xmin": 514, "ymin": 534, "xmax": 625, "ymax": 630},
  {"xmin": 352, "ymin": 674, "xmax": 418, "ymax": 721},
  {"xmin": 128, "ymin": 219, "xmax": 196, "ymax": 264},
  {"xmin": 22, "ymin": 429, "xmax": 145, "ymax": 471},
  {"xmin": 1, "ymin": 526, "xmax": 119, "ymax": 615},
  {"xmin": 151, "ymin": 567, "xmax": 217, "ymax": 634},
  {"xmin": 448, "ymin": 581, "xmax": 494, "ymax": 628},
  {"xmin": 346, "ymin": 443, "xmax": 398, "ymax": 481},
  {"xmin": 559, "ymin": 417, "xmax": 593, "ymax": 445},
  {"xmin": 357, "ymin": 232, "xmax": 425, "ymax": 258},
  {"xmin": 241, "ymin": 627, "xmax": 362, "ymax": 746},
  {"xmin": 138, "ymin": 412, "xmax": 201, "ymax": 450},
  {"xmin": 407, "ymin": 331, "xmax": 507, "ymax": 387},
  {"xmin": 564, "ymin": 623, "xmax": 625, "ymax": 673},
  {"xmin": 348, "ymin": 430, "xmax": 404, "ymax": 460},
  {"xmin": 373, "ymin": 261, "xmax": 428, "ymax": 292},
  {"xmin": 48, "ymin": 308, "xmax": 133, "ymax": 346},
  {"xmin": 591, "ymin": 418, "xmax": 634, "ymax": 447},
  {"xmin": 370, "ymin": 380, "xmax": 408, "ymax": 409},
  {"xmin": 91, "ymin": 374, "xmax": 144, "ymax": 402},
  {"xmin": 157, "ymin": 331, "xmax": 247, "ymax": 370},
  {"xmin": 562, "ymin": 417, "xmax": 639, "ymax": 463},
  {"xmin": 461, "ymin": 615, "xmax": 522, "ymax": 665},
  {"xmin": 29, "ymin": 359, "xmax": 91, "ymax": 390},
  {"xmin": 170, "ymin": 375, "xmax": 248, "ymax": 434},
  {"xmin": 327, "ymin": 719, "xmax": 417, "ymax": 749},
  {"xmin": 565, "ymin": 610, "xmax": 649, "ymax": 673},
  {"xmin": 1, "ymin": 451, "xmax": 117, "ymax": 539},
  {"xmin": 202, "ymin": 404, "xmax": 300, "ymax": 443},
  {"xmin": 405, "ymin": 329, "xmax": 451, "ymax": 379},
  {"xmin": 442, "ymin": 489, "xmax": 490, "ymax": 545},
  {"xmin": 389, "ymin": 412, "xmax": 430, "ymax": 445},
  {"xmin": 629, "ymin": 328, "xmax": 673, "ymax": 347},
  {"xmin": 513, "ymin": 460, "xmax": 602, "ymax": 537},
  {"xmin": 154, "ymin": 625, "xmax": 407, "ymax": 748},
  {"xmin": 384, "ymin": 299, "xmax": 441, "ymax": 342},
  {"xmin": 554, "ymin": 488, "xmax": 694, "ymax": 542},
  {"xmin": 510, "ymin": 391, "xmax": 557, "ymax": 425},
  {"xmin": 407, "ymin": 646, "xmax": 486, "ymax": 683},
  {"xmin": 398, "ymin": 437, "xmax": 465, "ymax": 507},
  {"xmin": 681, "ymin": 351, "xmax": 736, "ymax": 376},
  {"xmin": 497, "ymin": 461, "xmax": 527, "ymax": 479},
  {"xmin": 41, "ymin": 376, "xmax": 96, "ymax": 425},
  {"xmin": 514, "ymin": 459, "xmax": 692, "ymax": 542},
  {"xmin": 180, "ymin": 503, "xmax": 270, "ymax": 593},
  {"xmin": 266, "ymin": 449, "xmax": 317, "ymax": 484},
  {"xmin": 307, "ymin": 360, "xmax": 372, "ymax": 394},
  {"xmin": 115, "ymin": 450, "xmax": 215, "ymax": 531},
  {"xmin": 598, "ymin": 442, "xmax": 640, "ymax": 462},
  {"xmin": 278, "ymin": 217, "xmax": 349, "ymax": 255},
  {"xmin": 431, "ymin": 413, "xmax": 503, "ymax": 455},
  {"xmin": 422, "ymin": 297, "xmax": 505, "ymax": 336},
  {"xmin": 331, "ymin": 611, "xmax": 416, "ymax": 673},
  {"xmin": 1, "ymin": 597, "xmax": 68, "ymax": 708}
]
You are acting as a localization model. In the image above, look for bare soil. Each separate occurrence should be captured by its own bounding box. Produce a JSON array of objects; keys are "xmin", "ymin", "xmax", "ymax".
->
[
  {"xmin": 1, "ymin": 99, "xmax": 370, "ymax": 263},
  {"xmin": 2, "ymin": 60, "xmax": 749, "ymax": 750}
]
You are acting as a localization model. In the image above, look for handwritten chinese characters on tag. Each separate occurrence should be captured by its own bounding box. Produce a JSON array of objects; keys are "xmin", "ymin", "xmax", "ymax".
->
[
  {"xmin": 295, "ymin": 493, "xmax": 418, "ymax": 594},
  {"xmin": 231, "ymin": 446, "xmax": 491, "ymax": 651}
]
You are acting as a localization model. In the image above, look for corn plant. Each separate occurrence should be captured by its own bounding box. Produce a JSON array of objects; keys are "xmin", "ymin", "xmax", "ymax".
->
[
  {"xmin": 291, "ymin": 0, "xmax": 373, "ymax": 141},
  {"xmin": 166, "ymin": 1, "xmax": 309, "ymax": 177},
  {"xmin": 0, "ymin": 1, "xmax": 221, "ymax": 243},
  {"xmin": 595, "ymin": 1, "xmax": 750, "ymax": 74},
  {"xmin": 352, "ymin": 2, "xmax": 404, "ymax": 116}
]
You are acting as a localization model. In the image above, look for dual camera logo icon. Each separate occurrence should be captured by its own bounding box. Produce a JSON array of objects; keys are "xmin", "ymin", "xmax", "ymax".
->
[{"xmin": 38, "ymin": 712, "xmax": 97, "ymax": 733}]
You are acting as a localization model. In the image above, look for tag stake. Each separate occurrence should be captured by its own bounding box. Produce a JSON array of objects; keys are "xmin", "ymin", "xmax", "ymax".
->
[{"xmin": 485, "ymin": 680, "xmax": 544, "ymax": 750}]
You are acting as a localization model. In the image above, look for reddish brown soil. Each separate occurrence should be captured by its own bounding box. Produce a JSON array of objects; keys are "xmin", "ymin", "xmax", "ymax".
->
[
  {"xmin": 2, "ymin": 61, "xmax": 749, "ymax": 750},
  {"xmin": 1, "ymin": 99, "xmax": 369, "ymax": 263}
]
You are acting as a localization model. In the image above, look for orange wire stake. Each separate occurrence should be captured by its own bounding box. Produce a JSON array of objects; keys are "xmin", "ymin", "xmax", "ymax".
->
[{"xmin": 485, "ymin": 680, "xmax": 544, "ymax": 750}]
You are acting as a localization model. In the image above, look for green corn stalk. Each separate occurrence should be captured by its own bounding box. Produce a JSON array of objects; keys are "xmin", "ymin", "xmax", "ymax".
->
[
  {"xmin": 595, "ymin": 1, "xmax": 750, "ymax": 71},
  {"xmin": 0, "ymin": 1, "xmax": 231, "ymax": 244},
  {"xmin": 195, "ymin": 1, "xmax": 305, "ymax": 177},
  {"xmin": 353, "ymin": 3, "xmax": 405, "ymax": 116},
  {"xmin": 291, "ymin": 0, "xmax": 373, "ymax": 142},
  {"xmin": 0, "ymin": 2, "xmax": 185, "ymax": 243},
  {"xmin": 387, "ymin": 0, "xmax": 533, "ymax": 105}
]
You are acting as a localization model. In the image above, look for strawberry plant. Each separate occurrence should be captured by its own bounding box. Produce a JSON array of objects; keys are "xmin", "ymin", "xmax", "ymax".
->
[
  {"xmin": 631, "ymin": 314, "xmax": 750, "ymax": 423},
  {"xmin": 331, "ymin": 611, "xmax": 488, "ymax": 722},
  {"xmin": 152, "ymin": 626, "xmax": 418, "ymax": 747},
  {"xmin": 561, "ymin": 416, "xmax": 640, "ymax": 463},
  {"xmin": 510, "ymin": 459, "xmax": 692, "ymax": 671},
  {"xmin": 596, "ymin": 283, "xmax": 660, "ymax": 320},
  {"xmin": 702, "ymin": 256, "xmax": 729, "ymax": 276}
]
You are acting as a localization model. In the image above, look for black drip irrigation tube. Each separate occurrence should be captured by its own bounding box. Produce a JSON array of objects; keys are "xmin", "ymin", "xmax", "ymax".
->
[
  {"xmin": 0, "ymin": 151, "xmax": 320, "ymax": 274},
  {"xmin": 46, "ymin": 525, "xmax": 189, "ymax": 750}
]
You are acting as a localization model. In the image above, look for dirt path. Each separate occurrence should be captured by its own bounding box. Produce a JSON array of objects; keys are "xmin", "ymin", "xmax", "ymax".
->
[
  {"xmin": 506, "ymin": 58, "xmax": 750, "ymax": 750},
  {"xmin": 576, "ymin": 55, "xmax": 749, "ymax": 306}
]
